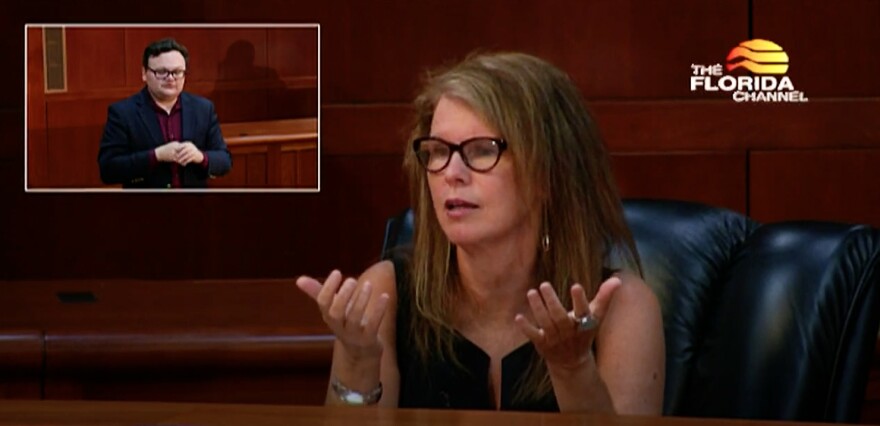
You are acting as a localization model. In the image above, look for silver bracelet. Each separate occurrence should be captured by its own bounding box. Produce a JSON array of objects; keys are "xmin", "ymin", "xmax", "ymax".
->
[{"xmin": 330, "ymin": 376, "xmax": 383, "ymax": 405}]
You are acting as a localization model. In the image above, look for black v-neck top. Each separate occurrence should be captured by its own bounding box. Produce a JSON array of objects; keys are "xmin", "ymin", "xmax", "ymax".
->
[{"xmin": 392, "ymin": 256, "xmax": 561, "ymax": 411}]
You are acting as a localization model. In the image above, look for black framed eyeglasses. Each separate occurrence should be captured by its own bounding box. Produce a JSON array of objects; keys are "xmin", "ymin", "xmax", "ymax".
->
[
  {"xmin": 147, "ymin": 67, "xmax": 187, "ymax": 79},
  {"xmin": 412, "ymin": 136, "xmax": 508, "ymax": 173}
]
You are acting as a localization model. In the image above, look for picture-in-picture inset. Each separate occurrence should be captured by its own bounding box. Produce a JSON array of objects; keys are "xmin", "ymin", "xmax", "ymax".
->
[{"xmin": 25, "ymin": 24, "xmax": 320, "ymax": 192}]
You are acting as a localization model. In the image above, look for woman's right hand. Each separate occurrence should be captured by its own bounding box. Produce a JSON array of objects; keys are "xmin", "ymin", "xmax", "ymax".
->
[{"xmin": 296, "ymin": 270, "xmax": 391, "ymax": 361}]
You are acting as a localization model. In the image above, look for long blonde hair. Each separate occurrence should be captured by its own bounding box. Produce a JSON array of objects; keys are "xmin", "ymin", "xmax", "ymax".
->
[{"xmin": 401, "ymin": 52, "xmax": 641, "ymax": 404}]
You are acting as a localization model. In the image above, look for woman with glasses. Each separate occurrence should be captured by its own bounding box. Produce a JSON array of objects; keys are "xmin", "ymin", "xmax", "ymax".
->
[{"xmin": 298, "ymin": 52, "xmax": 664, "ymax": 414}]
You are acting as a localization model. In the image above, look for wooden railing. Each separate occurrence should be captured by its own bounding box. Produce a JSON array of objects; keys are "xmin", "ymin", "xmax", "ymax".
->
[
  {"xmin": 214, "ymin": 118, "xmax": 319, "ymax": 189},
  {"xmin": 0, "ymin": 279, "xmax": 331, "ymax": 404}
]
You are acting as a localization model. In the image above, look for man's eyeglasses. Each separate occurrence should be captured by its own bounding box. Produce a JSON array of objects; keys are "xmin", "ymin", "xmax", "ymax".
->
[
  {"xmin": 147, "ymin": 67, "xmax": 187, "ymax": 79},
  {"xmin": 413, "ymin": 136, "xmax": 508, "ymax": 173}
]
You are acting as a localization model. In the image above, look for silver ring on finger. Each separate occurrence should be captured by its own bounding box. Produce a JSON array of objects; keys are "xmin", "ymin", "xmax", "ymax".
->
[{"xmin": 569, "ymin": 311, "xmax": 599, "ymax": 331}]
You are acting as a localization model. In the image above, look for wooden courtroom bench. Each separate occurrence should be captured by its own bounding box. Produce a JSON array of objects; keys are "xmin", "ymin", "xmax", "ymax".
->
[
  {"xmin": 215, "ymin": 118, "xmax": 318, "ymax": 189},
  {"xmin": 0, "ymin": 279, "xmax": 332, "ymax": 405},
  {"xmin": 4, "ymin": 279, "xmax": 880, "ymax": 421},
  {"xmin": 0, "ymin": 330, "xmax": 42, "ymax": 399}
]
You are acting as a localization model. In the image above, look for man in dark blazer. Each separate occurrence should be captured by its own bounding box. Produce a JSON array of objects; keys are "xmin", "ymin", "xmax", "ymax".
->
[{"xmin": 98, "ymin": 38, "xmax": 232, "ymax": 188}]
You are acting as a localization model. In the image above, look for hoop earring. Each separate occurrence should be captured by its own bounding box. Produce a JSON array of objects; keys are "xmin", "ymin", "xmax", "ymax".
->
[{"xmin": 541, "ymin": 208, "xmax": 550, "ymax": 252}]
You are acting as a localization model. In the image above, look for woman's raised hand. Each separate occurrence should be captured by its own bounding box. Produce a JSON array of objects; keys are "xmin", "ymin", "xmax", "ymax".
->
[
  {"xmin": 515, "ymin": 276, "xmax": 622, "ymax": 371},
  {"xmin": 297, "ymin": 270, "xmax": 391, "ymax": 360}
]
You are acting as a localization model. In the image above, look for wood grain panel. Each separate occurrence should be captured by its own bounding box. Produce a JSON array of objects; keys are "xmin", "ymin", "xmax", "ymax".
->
[
  {"xmin": 1, "ymin": 18, "xmax": 26, "ymax": 109},
  {"xmin": 0, "ymin": 329, "xmax": 42, "ymax": 399},
  {"xmin": 266, "ymin": 86, "xmax": 318, "ymax": 120},
  {"xmin": 246, "ymin": 153, "xmax": 268, "ymax": 185},
  {"xmin": 123, "ymin": 28, "xmax": 269, "ymax": 86},
  {"xmin": 46, "ymin": 127, "xmax": 102, "ymax": 187},
  {"xmin": 302, "ymin": 154, "xmax": 409, "ymax": 273},
  {"xmin": 321, "ymin": 105, "xmax": 411, "ymax": 155},
  {"xmin": 753, "ymin": 0, "xmax": 880, "ymax": 98},
  {"xmin": 267, "ymin": 27, "xmax": 318, "ymax": 77},
  {"xmin": 45, "ymin": 99, "xmax": 108, "ymax": 187},
  {"xmin": 2, "ymin": 110, "xmax": 23, "ymax": 164},
  {"xmin": 595, "ymin": 99, "xmax": 880, "ymax": 152},
  {"xmin": 750, "ymin": 149, "xmax": 880, "ymax": 227},
  {"xmin": 45, "ymin": 370, "xmax": 328, "ymax": 405},
  {"xmin": 0, "ymin": 279, "xmax": 326, "ymax": 330},
  {"xmin": 212, "ymin": 87, "xmax": 270, "ymax": 123},
  {"xmin": 2, "ymin": 194, "xmax": 205, "ymax": 279},
  {"xmin": 41, "ymin": 96, "xmax": 880, "ymax": 187},
  {"xmin": 2, "ymin": 154, "xmax": 407, "ymax": 280},
  {"xmin": 296, "ymin": 147, "xmax": 317, "ymax": 188},
  {"xmin": 64, "ymin": 28, "xmax": 126, "ymax": 92},
  {"xmin": 322, "ymin": 100, "xmax": 880, "ymax": 156},
  {"xmin": 0, "ymin": 279, "xmax": 330, "ymax": 405},
  {"xmin": 46, "ymin": 98, "xmax": 112, "ymax": 128},
  {"xmin": 26, "ymin": 27, "xmax": 47, "ymax": 185},
  {"xmin": 209, "ymin": 0, "xmax": 745, "ymax": 103},
  {"xmin": 45, "ymin": 332, "xmax": 331, "ymax": 371},
  {"xmin": 611, "ymin": 152, "xmax": 747, "ymax": 213},
  {"xmin": 280, "ymin": 151, "xmax": 296, "ymax": 186},
  {"xmin": 211, "ymin": 153, "xmax": 248, "ymax": 187}
]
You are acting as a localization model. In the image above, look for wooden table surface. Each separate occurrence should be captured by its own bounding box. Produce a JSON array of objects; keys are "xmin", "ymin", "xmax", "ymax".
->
[{"xmin": 0, "ymin": 400, "xmax": 853, "ymax": 426}]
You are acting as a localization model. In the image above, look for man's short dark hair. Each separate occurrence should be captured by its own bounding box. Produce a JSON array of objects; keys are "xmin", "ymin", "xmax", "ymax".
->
[{"xmin": 142, "ymin": 38, "xmax": 189, "ymax": 68}]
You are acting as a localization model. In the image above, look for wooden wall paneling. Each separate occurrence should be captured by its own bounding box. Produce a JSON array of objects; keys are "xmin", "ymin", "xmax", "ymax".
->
[
  {"xmin": 193, "ymin": 154, "xmax": 408, "ymax": 279},
  {"xmin": 296, "ymin": 147, "xmax": 317, "ymax": 188},
  {"xmin": 309, "ymin": 154, "xmax": 409, "ymax": 274},
  {"xmin": 243, "ymin": 0, "xmax": 745, "ymax": 103},
  {"xmin": 212, "ymin": 87, "xmax": 270, "ymax": 123},
  {"xmin": 0, "ymin": 329, "xmax": 43, "ymax": 399},
  {"xmin": 0, "ymin": 279, "xmax": 329, "ymax": 330},
  {"xmin": 0, "ymin": 279, "xmax": 330, "ymax": 404},
  {"xmin": 245, "ymin": 152, "xmax": 268, "ymax": 186},
  {"xmin": 753, "ymin": 0, "xmax": 880, "ymax": 98},
  {"xmin": 45, "ymin": 98, "xmax": 113, "ymax": 187},
  {"xmin": 749, "ymin": 149, "xmax": 880, "ymax": 227},
  {"xmin": 611, "ymin": 151, "xmax": 747, "ymax": 213},
  {"xmin": 2, "ymin": 194, "xmax": 211, "ymax": 279},
  {"xmin": 2, "ymin": 110, "xmax": 24, "ymax": 168},
  {"xmin": 266, "ymin": 86, "xmax": 318, "ymax": 120},
  {"xmin": 322, "ymin": 100, "xmax": 880, "ymax": 157},
  {"xmin": 44, "ymin": 369, "xmax": 329, "ymax": 405},
  {"xmin": 321, "ymin": 105, "xmax": 411, "ymax": 155},
  {"xmin": 7, "ymin": 3, "xmax": 206, "ymax": 38},
  {"xmin": 26, "ymin": 27, "xmax": 47, "ymax": 186},
  {"xmin": 591, "ymin": 99, "xmax": 880, "ymax": 152},
  {"xmin": 267, "ymin": 27, "xmax": 318, "ymax": 78},
  {"xmin": 210, "ymin": 153, "xmax": 249, "ymax": 187},
  {"xmin": 10, "ymin": 2, "xmax": 874, "ymax": 282},
  {"xmin": 64, "ymin": 28, "xmax": 126, "ymax": 93},
  {"xmin": 45, "ymin": 98, "xmax": 112, "ymax": 129},
  {"xmin": 0, "ymin": 160, "xmax": 26, "ymax": 280},
  {"xmin": 123, "ymin": 28, "xmax": 269, "ymax": 87},
  {"xmin": 266, "ymin": 145, "xmax": 282, "ymax": 186},
  {"xmin": 45, "ymin": 125, "xmax": 102, "ymax": 187},
  {"xmin": 280, "ymin": 150, "xmax": 296, "ymax": 187},
  {"xmin": 1, "ymin": 14, "xmax": 26, "ymax": 110},
  {"xmin": 194, "ymin": 194, "xmax": 318, "ymax": 278}
]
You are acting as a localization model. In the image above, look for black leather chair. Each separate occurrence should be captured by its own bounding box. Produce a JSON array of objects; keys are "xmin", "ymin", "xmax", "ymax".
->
[{"xmin": 380, "ymin": 199, "xmax": 880, "ymax": 422}]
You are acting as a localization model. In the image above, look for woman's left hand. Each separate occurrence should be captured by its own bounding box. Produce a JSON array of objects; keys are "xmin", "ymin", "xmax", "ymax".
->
[{"xmin": 515, "ymin": 276, "xmax": 622, "ymax": 371}]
